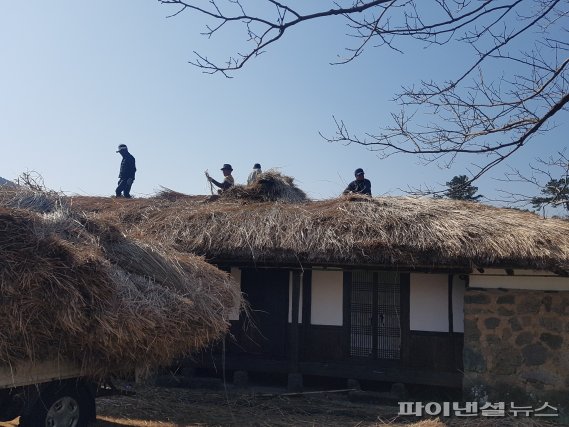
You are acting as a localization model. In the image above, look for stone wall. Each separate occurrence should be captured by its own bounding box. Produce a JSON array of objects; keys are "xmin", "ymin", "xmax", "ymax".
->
[{"xmin": 463, "ymin": 288, "xmax": 569, "ymax": 413}]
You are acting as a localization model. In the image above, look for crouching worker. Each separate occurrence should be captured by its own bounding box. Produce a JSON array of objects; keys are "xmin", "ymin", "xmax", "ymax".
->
[
  {"xmin": 343, "ymin": 168, "xmax": 371, "ymax": 196},
  {"xmin": 247, "ymin": 163, "xmax": 262, "ymax": 185},
  {"xmin": 206, "ymin": 163, "xmax": 235, "ymax": 194},
  {"xmin": 115, "ymin": 144, "xmax": 136, "ymax": 198}
]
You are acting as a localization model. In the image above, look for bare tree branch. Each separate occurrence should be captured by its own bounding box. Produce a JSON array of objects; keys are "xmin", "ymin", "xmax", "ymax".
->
[
  {"xmin": 159, "ymin": 0, "xmax": 569, "ymax": 185},
  {"xmin": 495, "ymin": 150, "xmax": 569, "ymax": 215}
]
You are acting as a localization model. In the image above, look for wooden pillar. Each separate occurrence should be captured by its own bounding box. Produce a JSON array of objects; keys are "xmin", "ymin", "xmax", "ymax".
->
[
  {"xmin": 289, "ymin": 270, "xmax": 302, "ymax": 373},
  {"xmin": 399, "ymin": 273, "xmax": 411, "ymax": 366},
  {"xmin": 300, "ymin": 271, "xmax": 312, "ymax": 361},
  {"xmin": 343, "ymin": 271, "xmax": 352, "ymax": 359},
  {"xmin": 371, "ymin": 272, "xmax": 379, "ymax": 359},
  {"xmin": 448, "ymin": 274, "xmax": 455, "ymax": 369},
  {"xmin": 448, "ymin": 274, "xmax": 454, "ymax": 334}
]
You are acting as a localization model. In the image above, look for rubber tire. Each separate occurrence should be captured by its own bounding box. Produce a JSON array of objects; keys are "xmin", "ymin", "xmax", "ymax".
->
[{"xmin": 20, "ymin": 381, "xmax": 94, "ymax": 427}]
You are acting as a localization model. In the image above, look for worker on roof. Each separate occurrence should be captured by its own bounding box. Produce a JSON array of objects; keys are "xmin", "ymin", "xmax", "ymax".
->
[
  {"xmin": 343, "ymin": 168, "xmax": 371, "ymax": 196},
  {"xmin": 247, "ymin": 163, "xmax": 262, "ymax": 185},
  {"xmin": 115, "ymin": 144, "xmax": 136, "ymax": 198},
  {"xmin": 206, "ymin": 164, "xmax": 235, "ymax": 193}
]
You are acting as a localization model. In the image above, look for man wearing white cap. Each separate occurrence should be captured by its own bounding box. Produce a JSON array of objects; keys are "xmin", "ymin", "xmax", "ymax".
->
[
  {"xmin": 115, "ymin": 144, "xmax": 136, "ymax": 198},
  {"xmin": 247, "ymin": 163, "xmax": 262, "ymax": 185}
]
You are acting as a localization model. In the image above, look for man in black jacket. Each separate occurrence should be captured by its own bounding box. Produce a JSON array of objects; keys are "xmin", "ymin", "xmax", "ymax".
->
[
  {"xmin": 115, "ymin": 144, "xmax": 136, "ymax": 198},
  {"xmin": 343, "ymin": 168, "xmax": 372, "ymax": 196}
]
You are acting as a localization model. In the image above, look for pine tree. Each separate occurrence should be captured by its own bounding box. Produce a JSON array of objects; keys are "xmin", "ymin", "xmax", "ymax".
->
[
  {"xmin": 531, "ymin": 178, "xmax": 569, "ymax": 212},
  {"xmin": 444, "ymin": 175, "xmax": 483, "ymax": 201}
]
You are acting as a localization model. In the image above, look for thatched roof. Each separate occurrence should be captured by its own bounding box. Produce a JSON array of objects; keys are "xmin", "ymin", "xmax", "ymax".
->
[
  {"xmin": 0, "ymin": 189, "xmax": 241, "ymax": 376},
  {"xmin": 67, "ymin": 193, "xmax": 569, "ymax": 272}
]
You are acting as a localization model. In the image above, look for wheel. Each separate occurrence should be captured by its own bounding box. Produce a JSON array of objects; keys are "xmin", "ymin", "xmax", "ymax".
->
[
  {"xmin": 20, "ymin": 381, "xmax": 95, "ymax": 427},
  {"xmin": 45, "ymin": 395, "xmax": 81, "ymax": 427}
]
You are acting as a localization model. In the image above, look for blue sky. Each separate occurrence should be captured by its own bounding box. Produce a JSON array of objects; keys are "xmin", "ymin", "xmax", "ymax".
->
[{"xmin": 0, "ymin": 1, "xmax": 566, "ymax": 208}]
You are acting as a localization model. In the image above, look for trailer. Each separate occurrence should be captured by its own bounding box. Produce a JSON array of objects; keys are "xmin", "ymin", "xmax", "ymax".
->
[{"xmin": 0, "ymin": 360, "xmax": 96, "ymax": 427}]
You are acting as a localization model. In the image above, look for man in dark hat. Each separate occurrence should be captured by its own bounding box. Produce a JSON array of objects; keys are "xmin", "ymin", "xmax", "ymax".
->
[
  {"xmin": 115, "ymin": 144, "xmax": 136, "ymax": 198},
  {"xmin": 207, "ymin": 164, "xmax": 235, "ymax": 193},
  {"xmin": 247, "ymin": 163, "xmax": 262, "ymax": 185},
  {"xmin": 343, "ymin": 168, "xmax": 371, "ymax": 196}
]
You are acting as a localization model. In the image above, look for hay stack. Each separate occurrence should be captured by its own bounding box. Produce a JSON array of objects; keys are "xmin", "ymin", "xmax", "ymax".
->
[
  {"xmin": 221, "ymin": 170, "xmax": 307, "ymax": 203},
  {"xmin": 0, "ymin": 190, "xmax": 241, "ymax": 377}
]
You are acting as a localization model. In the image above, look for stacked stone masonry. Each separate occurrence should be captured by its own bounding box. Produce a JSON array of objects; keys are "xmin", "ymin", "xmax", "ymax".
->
[{"xmin": 463, "ymin": 289, "xmax": 569, "ymax": 412}]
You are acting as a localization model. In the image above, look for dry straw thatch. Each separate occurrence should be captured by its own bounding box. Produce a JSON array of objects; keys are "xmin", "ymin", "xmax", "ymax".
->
[
  {"xmin": 69, "ymin": 193, "xmax": 569, "ymax": 272},
  {"xmin": 0, "ymin": 186, "xmax": 62, "ymax": 213},
  {"xmin": 219, "ymin": 170, "xmax": 307, "ymax": 203},
  {"xmin": 0, "ymin": 189, "xmax": 241, "ymax": 377}
]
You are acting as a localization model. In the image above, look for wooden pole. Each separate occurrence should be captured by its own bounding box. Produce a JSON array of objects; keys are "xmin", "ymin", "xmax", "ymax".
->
[
  {"xmin": 289, "ymin": 271, "xmax": 302, "ymax": 373},
  {"xmin": 448, "ymin": 274, "xmax": 455, "ymax": 369}
]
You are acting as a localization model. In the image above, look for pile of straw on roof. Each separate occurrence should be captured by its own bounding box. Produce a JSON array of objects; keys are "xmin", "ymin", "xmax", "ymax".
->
[
  {"xmin": 152, "ymin": 171, "xmax": 307, "ymax": 203},
  {"xmin": 69, "ymin": 194, "xmax": 569, "ymax": 271},
  {"xmin": 0, "ymin": 189, "xmax": 241, "ymax": 377},
  {"xmin": 220, "ymin": 170, "xmax": 307, "ymax": 203}
]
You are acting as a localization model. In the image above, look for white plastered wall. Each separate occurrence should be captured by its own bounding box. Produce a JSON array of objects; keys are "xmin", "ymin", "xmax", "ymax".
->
[
  {"xmin": 409, "ymin": 273, "xmax": 466, "ymax": 332},
  {"xmin": 228, "ymin": 267, "xmax": 241, "ymax": 321},
  {"xmin": 410, "ymin": 274, "xmax": 465, "ymax": 332},
  {"xmin": 310, "ymin": 270, "xmax": 343, "ymax": 326},
  {"xmin": 410, "ymin": 273, "xmax": 466, "ymax": 333},
  {"xmin": 470, "ymin": 269, "xmax": 569, "ymax": 290},
  {"xmin": 410, "ymin": 273, "xmax": 448, "ymax": 332}
]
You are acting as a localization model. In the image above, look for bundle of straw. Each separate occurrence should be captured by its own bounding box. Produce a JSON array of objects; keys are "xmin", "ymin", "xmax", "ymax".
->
[
  {"xmin": 0, "ymin": 189, "xmax": 241, "ymax": 377},
  {"xmin": 221, "ymin": 170, "xmax": 308, "ymax": 203}
]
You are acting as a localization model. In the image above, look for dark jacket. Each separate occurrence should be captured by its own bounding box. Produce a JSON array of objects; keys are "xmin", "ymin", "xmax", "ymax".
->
[
  {"xmin": 343, "ymin": 179, "xmax": 371, "ymax": 196},
  {"xmin": 210, "ymin": 175, "xmax": 235, "ymax": 191},
  {"xmin": 119, "ymin": 152, "xmax": 136, "ymax": 179}
]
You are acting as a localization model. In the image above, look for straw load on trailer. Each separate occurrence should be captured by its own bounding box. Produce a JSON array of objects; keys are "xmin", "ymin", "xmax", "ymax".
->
[{"xmin": 0, "ymin": 188, "xmax": 241, "ymax": 378}]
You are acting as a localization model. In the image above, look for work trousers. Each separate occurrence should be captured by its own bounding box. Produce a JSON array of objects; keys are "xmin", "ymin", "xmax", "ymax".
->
[{"xmin": 116, "ymin": 178, "xmax": 134, "ymax": 197}]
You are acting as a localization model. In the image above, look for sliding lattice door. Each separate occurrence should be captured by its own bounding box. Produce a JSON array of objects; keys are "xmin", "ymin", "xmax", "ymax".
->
[{"xmin": 350, "ymin": 271, "xmax": 401, "ymax": 360}]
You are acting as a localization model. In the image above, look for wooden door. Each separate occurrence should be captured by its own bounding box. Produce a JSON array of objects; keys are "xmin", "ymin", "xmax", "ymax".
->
[{"xmin": 239, "ymin": 268, "xmax": 290, "ymax": 359}]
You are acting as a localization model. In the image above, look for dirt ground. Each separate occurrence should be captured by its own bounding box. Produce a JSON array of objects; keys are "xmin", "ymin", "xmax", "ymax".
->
[
  {"xmin": 1, "ymin": 385, "xmax": 562, "ymax": 426},
  {"xmin": 93, "ymin": 385, "xmax": 561, "ymax": 427},
  {"xmin": 95, "ymin": 385, "xmax": 402, "ymax": 427}
]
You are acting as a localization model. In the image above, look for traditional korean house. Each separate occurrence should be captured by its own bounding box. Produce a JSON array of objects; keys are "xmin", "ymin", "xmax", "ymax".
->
[
  {"xmin": 66, "ymin": 175, "xmax": 569, "ymax": 413},
  {"xmin": 154, "ymin": 180, "xmax": 568, "ymax": 412}
]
